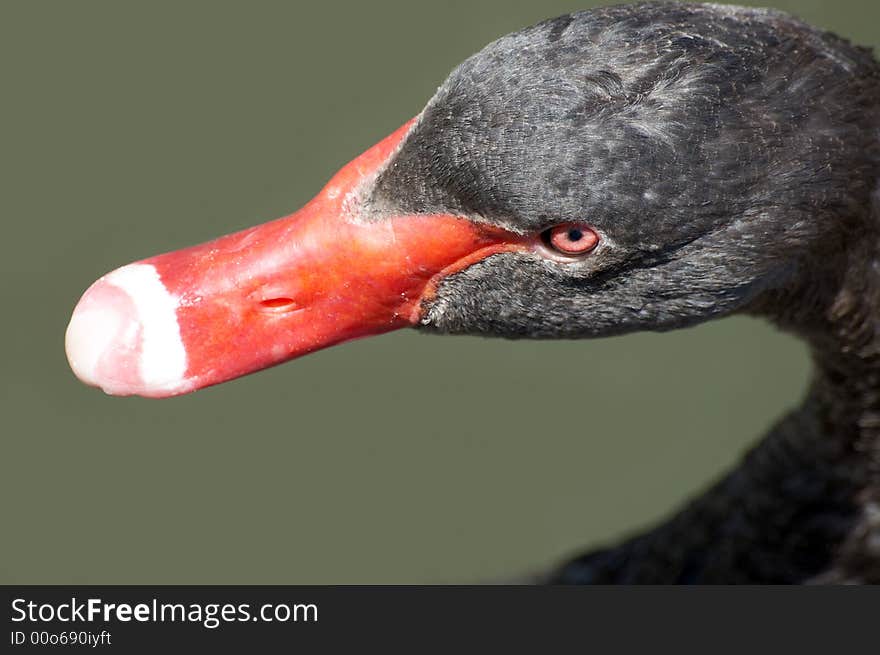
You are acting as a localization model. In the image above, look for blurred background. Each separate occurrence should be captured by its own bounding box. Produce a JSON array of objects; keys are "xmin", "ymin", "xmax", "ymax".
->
[{"xmin": 2, "ymin": 0, "xmax": 876, "ymax": 583}]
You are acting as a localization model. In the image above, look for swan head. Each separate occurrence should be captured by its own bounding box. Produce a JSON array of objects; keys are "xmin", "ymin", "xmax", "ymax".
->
[{"xmin": 65, "ymin": 3, "xmax": 880, "ymax": 397}]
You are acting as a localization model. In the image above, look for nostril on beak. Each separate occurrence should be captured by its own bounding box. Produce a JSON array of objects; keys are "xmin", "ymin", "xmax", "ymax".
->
[{"xmin": 259, "ymin": 297, "xmax": 299, "ymax": 312}]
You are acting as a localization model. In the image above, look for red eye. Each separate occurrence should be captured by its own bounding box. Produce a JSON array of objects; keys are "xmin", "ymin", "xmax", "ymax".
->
[{"xmin": 545, "ymin": 223, "xmax": 599, "ymax": 255}]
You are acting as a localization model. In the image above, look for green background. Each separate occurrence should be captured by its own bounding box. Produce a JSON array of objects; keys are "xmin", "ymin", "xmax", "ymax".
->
[{"xmin": 2, "ymin": 0, "xmax": 875, "ymax": 583}]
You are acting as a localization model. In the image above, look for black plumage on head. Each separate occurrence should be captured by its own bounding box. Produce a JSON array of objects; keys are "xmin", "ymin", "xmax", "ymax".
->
[{"xmin": 362, "ymin": 3, "xmax": 880, "ymax": 583}]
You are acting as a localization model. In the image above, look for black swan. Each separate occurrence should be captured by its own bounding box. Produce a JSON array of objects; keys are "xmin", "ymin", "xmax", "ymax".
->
[{"xmin": 65, "ymin": 2, "xmax": 880, "ymax": 583}]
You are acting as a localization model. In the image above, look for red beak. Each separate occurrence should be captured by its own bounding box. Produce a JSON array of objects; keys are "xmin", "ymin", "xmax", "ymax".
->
[{"xmin": 65, "ymin": 119, "xmax": 530, "ymax": 397}]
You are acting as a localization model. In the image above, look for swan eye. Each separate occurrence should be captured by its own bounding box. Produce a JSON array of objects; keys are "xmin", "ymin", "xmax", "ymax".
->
[{"xmin": 544, "ymin": 223, "xmax": 599, "ymax": 256}]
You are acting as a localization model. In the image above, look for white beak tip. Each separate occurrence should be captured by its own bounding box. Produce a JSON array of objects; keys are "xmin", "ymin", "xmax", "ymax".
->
[{"xmin": 65, "ymin": 264, "xmax": 189, "ymax": 397}]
